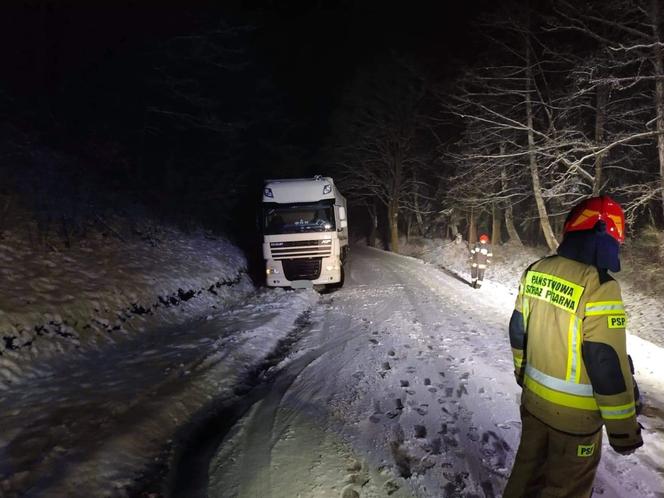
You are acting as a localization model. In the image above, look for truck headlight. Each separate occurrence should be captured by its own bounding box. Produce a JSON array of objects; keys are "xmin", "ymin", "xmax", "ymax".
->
[
  {"xmin": 266, "ymin": 267, "xmax": 279, "ymax": 275},
  {"xmin": 326, "ymin": 264, "xmax": 339, "ymax": 271},
  {"xmin": 323, "ymin": 184, "xmax": 332, "ymax": 194}
]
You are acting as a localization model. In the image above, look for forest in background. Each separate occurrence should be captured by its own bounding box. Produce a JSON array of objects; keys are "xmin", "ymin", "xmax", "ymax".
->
[
  {"xmin": 333, "ymin": 0, "xmax": 664, "ymax": 259},
  {"xmin": 0, "ymin": 1, "xmax": 663, "ymax": 262}
]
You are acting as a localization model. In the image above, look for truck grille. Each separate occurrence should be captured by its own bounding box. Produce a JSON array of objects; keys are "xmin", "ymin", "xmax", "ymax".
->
[
  {"xmin": 270, "ymin": 239, "xmax": 332, "ymax": 259},
  {"xmin": 282, "ymin": 258, "xmax": 322, "ymax": 281}
]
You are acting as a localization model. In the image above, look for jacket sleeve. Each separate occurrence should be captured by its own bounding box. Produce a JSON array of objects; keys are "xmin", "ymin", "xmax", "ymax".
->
[
  {"xmin": 509, "ymin": 272, "xmax": 527, "ymax": 386},
  {"xmin": 582, "ymin": 279, "xmax": 643, "ymax": 452}
]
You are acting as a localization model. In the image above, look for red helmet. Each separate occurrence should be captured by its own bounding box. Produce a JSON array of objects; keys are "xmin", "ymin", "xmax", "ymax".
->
[
  {"xmin": 479, "ymin": 234, "xmax": 489, "ymax": 243},
  {"xmin": 563, "ymin": 195, "xmax": 625, "ymax": 244}
]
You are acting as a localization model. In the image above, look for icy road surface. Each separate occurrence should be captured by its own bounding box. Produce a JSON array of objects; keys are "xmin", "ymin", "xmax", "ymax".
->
[
  {"xmin": 201, "ymin": 246, "xmax": 664, "ymax": 498},
  {"xmin": 0, "ymin": 246, "xmax": 662, "ymax": 497}
]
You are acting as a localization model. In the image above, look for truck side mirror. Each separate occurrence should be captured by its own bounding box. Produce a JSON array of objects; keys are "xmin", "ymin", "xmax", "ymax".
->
[
  {"xmin": 339, "ymin": 206, "xmax": 347, "ymax": 220},
  {"xmin": 340, "ymin": 220, "xmax": 348, "ymax": 229}
]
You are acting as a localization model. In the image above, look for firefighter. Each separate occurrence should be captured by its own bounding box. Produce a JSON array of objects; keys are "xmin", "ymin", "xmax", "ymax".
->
[
  {"xmin": 503, "ymin": 196, "xmax": 643, "ymax": 498},
  {"xmin": 469, "ymin": 234, "xmax": 492, "ymax": 288}
]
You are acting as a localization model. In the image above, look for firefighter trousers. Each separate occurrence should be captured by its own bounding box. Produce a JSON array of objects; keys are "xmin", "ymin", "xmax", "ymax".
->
[
  {"xmin": 503, "ymin": 408, "xmax": 602, "ymax": 498},
  {"xmin": 470, "ymin": 266, "xmax": 485, "ymax": 282}
]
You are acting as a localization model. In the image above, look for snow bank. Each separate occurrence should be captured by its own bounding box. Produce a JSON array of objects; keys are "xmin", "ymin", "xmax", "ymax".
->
[{"xmin": 0, "ymin": 228, "xmax": 252, "ymax": 388}]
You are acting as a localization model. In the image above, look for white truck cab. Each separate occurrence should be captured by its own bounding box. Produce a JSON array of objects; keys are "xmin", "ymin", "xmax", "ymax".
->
[{"xmin": 262, "ymin": 176, "xmax": 349, "ymax": 289}]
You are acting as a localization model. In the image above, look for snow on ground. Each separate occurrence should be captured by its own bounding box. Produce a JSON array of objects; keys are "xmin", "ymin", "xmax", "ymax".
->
[
  {"xmin": 400, "ymin": 237, "xmax": 664, "ymax": 348},
  {"xmin": 0, "ymin": 228, "xmax": 252, "ymax": 388},
  {"xmin": 203, "ymin": 246, "xmax": 664, "ymax": 498},
  {"xmin": 400, "ymin": 237, "xmax": 664, "ymax": 466},
  {"xmin": 1, "ymin": 238, "xmax": 662, "ymax": 497},
  {"xmin": 0, "ymin": 286, "xmax": 319, "ymax": 497}
]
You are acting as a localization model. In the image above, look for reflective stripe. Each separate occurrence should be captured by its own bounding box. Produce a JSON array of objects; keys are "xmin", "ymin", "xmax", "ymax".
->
[
  {"xmin": 566, "ymin": 315, "xmax": 582, "ymax": 383},
  {"xmin": 478, "ymin": 264, "xmax": 487, "ymax": 269},
  {"xmin": 523, "ymin": 297, "xmax": 530, "ymax": 328},
  {"xmin": 524, "ymin": 374, "xmax": 598, "ymax": 411},
  {"xmin": 585, "ymin": 301, "xmax": 624, "ymax": 316},
  {"xmin": 599, "ymin": 402, "xmax": 635, "ymax": 420},
  {"xmin": 514, "ymin": 356, "xmax": 524, "ymax": 368},
  {"xmin": 526, "ymin": 365, "xmax": 594, "ymax": 397}
]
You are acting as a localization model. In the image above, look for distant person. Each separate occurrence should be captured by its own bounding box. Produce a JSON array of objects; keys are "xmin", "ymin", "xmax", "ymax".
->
[
  {"xmin": 469, "ymin": 234, "xmax": 492, "ymax": 288},
  {"xmin": 504, "ymin": 196, "xmax": 642, "ymax": 498}
]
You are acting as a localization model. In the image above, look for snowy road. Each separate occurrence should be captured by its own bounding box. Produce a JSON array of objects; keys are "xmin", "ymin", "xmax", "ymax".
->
[
  {"xmin": 1, "ymin": 246, "xmax": 662, "ymax": 497},
  {"xmin": 0, "ymin": 289, "xmax": 319, "ymax": 497},
  {"xmin": 198, "ymin": 246, "xmax": 664, "ymax": 498}
]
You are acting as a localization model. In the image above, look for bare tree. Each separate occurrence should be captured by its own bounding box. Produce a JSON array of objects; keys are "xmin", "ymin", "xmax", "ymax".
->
[
  {"xmin": 334, "ymin": 56, "xmax": 434, "ymax": 253},
  {"xmin": 547, "ymin": 0, "xmax": 664, "ymax": 225},
  {"xmin": 440, "ymin": 5, "xmax": 564, "ymax": 250}
]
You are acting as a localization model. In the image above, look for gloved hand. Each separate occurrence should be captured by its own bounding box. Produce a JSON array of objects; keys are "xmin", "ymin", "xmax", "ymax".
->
[{"xmin": 610, "ymin": 424, "xmax": 643, "ymax": 456}]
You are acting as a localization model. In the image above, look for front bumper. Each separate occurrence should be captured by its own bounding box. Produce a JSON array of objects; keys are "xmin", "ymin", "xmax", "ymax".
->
[{"xmin": 265, "ymin": 257, "xmax": 341, "ymax": 287}]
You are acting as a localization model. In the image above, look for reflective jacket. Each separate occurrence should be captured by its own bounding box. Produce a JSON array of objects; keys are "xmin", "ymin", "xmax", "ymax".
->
[
  {"xmin": 470, "ymin": 242, "xmax": 492, "ymax": 268},
  {"xmin": 509, "ymin": 255, "xmax": 642, "ymax": 451}
]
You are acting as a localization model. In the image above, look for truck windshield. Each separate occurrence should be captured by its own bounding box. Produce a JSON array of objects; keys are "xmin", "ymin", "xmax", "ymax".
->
[{"xmin": 263, "ymin": 202, "xmax": 336, "ymax": 235}]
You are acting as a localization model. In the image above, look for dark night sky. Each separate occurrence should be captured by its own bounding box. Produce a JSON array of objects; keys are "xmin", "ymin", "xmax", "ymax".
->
[
  {"xmin": 1, "ymin": 2, "xmax": 485, "ymax": 146},
  {"xmin": 0, "ymin": 1, "xmax": 491, "ymax": 237}
]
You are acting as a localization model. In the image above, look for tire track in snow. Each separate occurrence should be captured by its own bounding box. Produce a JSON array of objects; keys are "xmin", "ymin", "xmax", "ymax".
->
[
  {"xmin": 174, "ymin": 299, "xmax": 363, "ymax": 498},
  {"xmin": 167, "ymin": 309, "xmax": 318, "ymax": 498}
]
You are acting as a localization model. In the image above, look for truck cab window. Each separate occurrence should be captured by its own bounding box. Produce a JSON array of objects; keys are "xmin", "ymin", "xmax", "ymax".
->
[{"xmin": 264, "ymin": 202, "xmax": 335, "ymax": 235}]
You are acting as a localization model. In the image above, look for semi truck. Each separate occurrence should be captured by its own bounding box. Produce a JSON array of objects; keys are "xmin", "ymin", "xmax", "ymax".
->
[{"xmin": 261, "ymin": 176, "xmax": 349, "ymax": 289}]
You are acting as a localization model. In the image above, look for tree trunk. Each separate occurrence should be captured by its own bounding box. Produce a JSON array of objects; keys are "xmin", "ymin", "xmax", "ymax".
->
[
  {"xmin": 450, "ymin": 223, "xmax": 459, "ymax": 239},
  {"xmin": 651, "ymin": 0, "xmax": 664, "ymax": 261},
  {"xmin": 413, "ymin": 171, "xmax": 425, "ymax": 236},
  {"xmin": 368, "ymin": 204, "xmax": 378, "ymax": 247},
  {"xmin": 406, "ymin": 214, "xmax": 412, "ymax": 244},
  {"xmin": 501, "ymin": 164, "xmax": 522, "ymax": 245},
  {"xmin": 388, "ymin": 150, "xmax": 403, "ymax": 252},
  {"xmin": 388, "ymin": 201, "xmax": 399, "ymax": 253},
  {"xmin": 468, "ymin": 207, "xmax": 478, "ymax": 244},
  {"xmin": 492, "ymin": 201, "xmax": 503, "ymax": 245},
  {"xmin": 525, "ymin": 38, "xmax": 558, "ymax": 251},
  {"xmin": 593, "ymin": 84, "xmax": 609, "ymax": 196}
]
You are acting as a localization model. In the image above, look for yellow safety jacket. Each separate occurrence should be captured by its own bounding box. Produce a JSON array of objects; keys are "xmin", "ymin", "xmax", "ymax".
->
[{"xmin": 510, "ymin": 255, "xmax": 642, "ymax": 451}]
